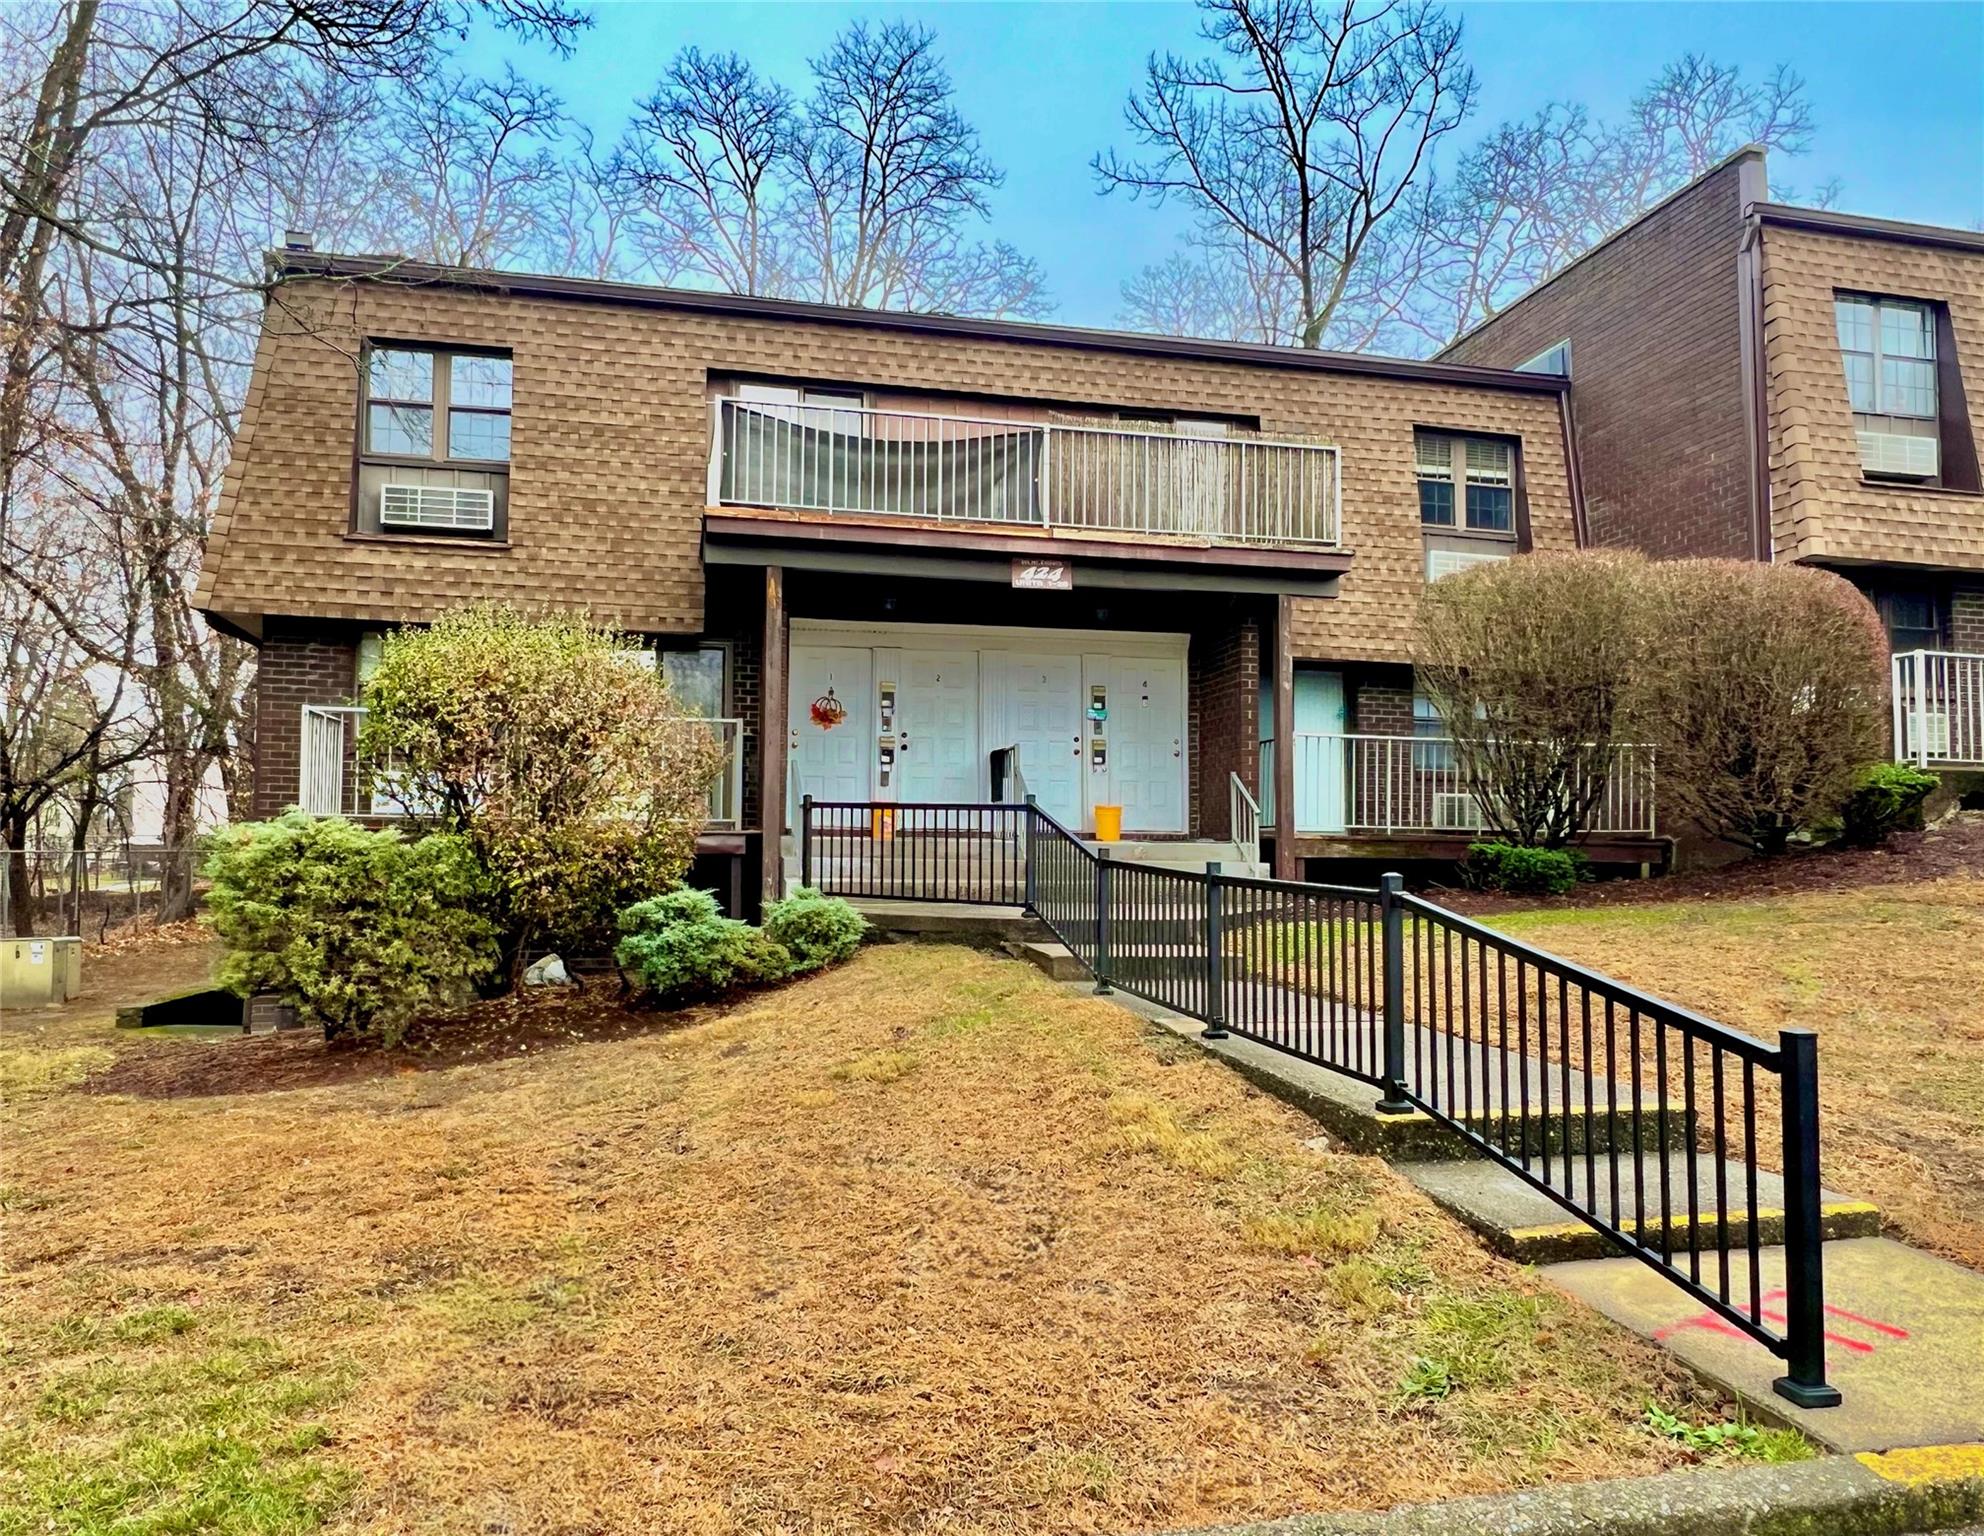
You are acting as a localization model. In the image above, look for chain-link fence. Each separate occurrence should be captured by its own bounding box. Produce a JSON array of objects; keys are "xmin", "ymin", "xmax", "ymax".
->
[{"xmin": 1, "ymin": 846, "xmax": 207, "ymax": 940}]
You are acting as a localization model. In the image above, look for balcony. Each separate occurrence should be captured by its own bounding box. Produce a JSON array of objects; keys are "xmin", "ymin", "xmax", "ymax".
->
[
  {"xmin": 299, "ymin": 706, "xmax": 745, "ymax": 829},
  {"xmin": 1259, "ymin": 734, "xmax": 1657, "ymax": 838},
  {"xmin": 710, "ymin": 399, "xmax": 1342, "ymax": 548},
  {"xmin": 1892, "ymin": 650, "xmax": 1984, "ymax": 767}
]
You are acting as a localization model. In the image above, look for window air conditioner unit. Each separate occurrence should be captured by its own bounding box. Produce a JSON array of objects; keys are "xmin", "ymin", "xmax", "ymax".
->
[
  {"xmin": 1856, "ymin": 430, "xmax": 1939, "ymax": 479},
  {"xmin": 1426, "ymin": 548, "xmax": 1509, "ymax": 582},
  {"xmin": 380, "ymin": 484, "xmax": 496, "ymax": 531},
  {"xmin": 1432, "ymin": 792, "xmax": 1483, "ymax": 831},
  {"xmin": 1911, "ymin": 710, "xmax": 1952, "ymax": 758}
]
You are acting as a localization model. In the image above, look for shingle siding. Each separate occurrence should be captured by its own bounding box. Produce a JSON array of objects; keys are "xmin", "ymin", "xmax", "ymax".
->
[
  {"xmin": 1442, "ymin": 155, "xmax": 1755, "ymax": 561},
  {"xmin": 196, "ymin": 276, "xmax": 1579, "ymax": 668},
  {"xmin": 1760, "ymin": 224, "xmax": 1984, "ymax": 572}
]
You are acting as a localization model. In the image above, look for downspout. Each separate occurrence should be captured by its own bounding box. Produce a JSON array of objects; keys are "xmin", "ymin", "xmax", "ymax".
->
[{"xmin": 1736, "ymin": 160, "xmax": 1774, "ymax": 563}]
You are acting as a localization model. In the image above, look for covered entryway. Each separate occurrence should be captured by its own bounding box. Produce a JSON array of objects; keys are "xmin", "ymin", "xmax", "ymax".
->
[{"xmin": 789, "ymin": 620, "xmax": 1188, "ymax": 835}]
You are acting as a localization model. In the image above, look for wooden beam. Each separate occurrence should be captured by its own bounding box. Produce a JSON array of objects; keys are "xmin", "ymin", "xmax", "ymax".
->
[
  {"xmin": 760, "ymin": 565, "xmax": 789, "ymax": 906},
  {"xmin": 1272, "ymin": 595, "xmax": 1298, "ymax": 880}
]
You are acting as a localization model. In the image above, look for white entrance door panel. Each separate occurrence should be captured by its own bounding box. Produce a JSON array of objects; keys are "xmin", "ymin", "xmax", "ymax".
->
[
  {"xmin": 1294, "ymin": 670, "xmax": 1346, "ymax": 835},
  {"xmin": 1005, "ymin": 651, "xmax": 1083, "ymax": 828},
  {"xmin": 789, "ymin": 646, "xmax": 873, "ymax": 804},
  {"xmin": 1090, "ymin": 654, "xmax": 1187, "ymax": 833},
  {"xmin": 896, "ymin": 648, "xmax": 980, "ymax": 805}
]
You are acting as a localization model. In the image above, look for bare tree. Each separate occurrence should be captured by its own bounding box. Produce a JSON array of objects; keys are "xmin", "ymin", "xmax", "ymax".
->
[
  {"xmin": 609, "ymin": 21, "xmax": 1049, "ymax": 317},
  {"xmin": 1391, "ymin": 56, "xmax": 1819, "ymax": 350},
  {"xmin": 1098, "ymin": 0, "xmax": 1474, "ymax": 348},
  {"xmin": 608, "ymin": 47, "xmax": 796, "ymax": 293}
]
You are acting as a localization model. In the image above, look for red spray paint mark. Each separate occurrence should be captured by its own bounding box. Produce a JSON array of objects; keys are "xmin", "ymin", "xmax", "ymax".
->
[{"xmin": 1654, "ymin": 1287, "xmax": 1910, "ymax": 1358}]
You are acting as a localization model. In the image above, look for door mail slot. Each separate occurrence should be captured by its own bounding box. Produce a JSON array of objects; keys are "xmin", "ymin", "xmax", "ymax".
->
[{"xmin": 1090, "ymin": 736, "xmax": 1107, "ymax": 769}]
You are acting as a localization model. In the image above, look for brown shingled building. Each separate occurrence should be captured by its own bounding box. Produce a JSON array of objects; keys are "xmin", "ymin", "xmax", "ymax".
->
[
  {"xmin": 199, "ymin": 247, "xmax": 1672, "ymax": 907},
  {"xmin": 1442, "ymin": 145, "xmax": 1984, "ymax": 778}
]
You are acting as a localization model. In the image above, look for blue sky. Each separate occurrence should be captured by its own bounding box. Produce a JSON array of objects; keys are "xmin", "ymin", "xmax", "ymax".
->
[{"xmin": 473, "ymin": 1, "xmax": 1984, "ymax": 327}]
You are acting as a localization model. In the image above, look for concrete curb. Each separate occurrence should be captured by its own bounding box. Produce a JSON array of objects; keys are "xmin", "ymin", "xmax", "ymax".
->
[{"xmin": 1158, "ymin": 1449, "xmax": 1984, "ymax": 1536}]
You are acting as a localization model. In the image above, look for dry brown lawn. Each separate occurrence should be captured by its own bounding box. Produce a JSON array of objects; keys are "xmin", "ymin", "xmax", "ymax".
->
[
  {"xmin": 1490, "ymin": 877, "xmax": 1984, "ymax": 1273},
  {"xmin": 4, "ymin": 937, "xmax": 1756, "ymax": 1536}
]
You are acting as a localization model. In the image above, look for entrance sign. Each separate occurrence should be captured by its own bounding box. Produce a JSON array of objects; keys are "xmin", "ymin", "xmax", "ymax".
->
[{"xmin": 1012, "ymin": 557, "xmax": 1072, "ymax": 590}]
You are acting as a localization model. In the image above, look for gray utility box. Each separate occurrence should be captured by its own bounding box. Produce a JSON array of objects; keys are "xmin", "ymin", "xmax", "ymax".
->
[{"xmin": 1, "ymin": 936, "xmax": 83, "ymax": 1008}]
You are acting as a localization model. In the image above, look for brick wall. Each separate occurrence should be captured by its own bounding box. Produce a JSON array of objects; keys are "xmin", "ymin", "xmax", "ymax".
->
[
  {"xmin": 253, "ymin": 626, "xmax": 359, "ymax": 816},
  {"xmin": 1442, "ymin": 153, "xmax": 1756, "ymax": 561},
  {"xmin": 1954, "ymin": 585, "xmax": 1984, "ymax": 652},
  {"xmin": 1189, "ymin": 610, "xmax": 1263, "ymax": 839},
  {"xmin": 1353, "ymin": 678, "xmax": 1414, "ymax": 736}
]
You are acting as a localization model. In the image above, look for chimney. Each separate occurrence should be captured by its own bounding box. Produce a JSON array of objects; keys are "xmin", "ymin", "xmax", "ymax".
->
[{"xmin": 282, "ymin": 228, "xmax": 315, "ymax": 252}]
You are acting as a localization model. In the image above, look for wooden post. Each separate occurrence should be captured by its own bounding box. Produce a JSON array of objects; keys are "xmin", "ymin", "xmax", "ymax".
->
[
  {"xmin": 1272, "ymin": 594, "xmax": 1298, "ymax": 881},
  {"xmin": 760, "ymin": 564, "xmax": 789, "ymax": 908}
]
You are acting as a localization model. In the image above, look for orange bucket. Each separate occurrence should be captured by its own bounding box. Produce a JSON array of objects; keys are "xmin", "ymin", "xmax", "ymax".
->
[
  {"xmin": 1093, "ymin": 804, "xmax": 1123, "ymax": 842},
  {"xmin": 871, "ymin": 808, "xmax": 897, "ymax": 840}
]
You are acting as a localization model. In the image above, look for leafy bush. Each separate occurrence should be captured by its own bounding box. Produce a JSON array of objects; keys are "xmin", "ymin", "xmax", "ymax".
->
[
  {"xmin": 614, "ymin": 888, "xmax": 790, "ymax": 1000},
  {"xmin": 357, "ymin": 606, "xmax": 726, "ymax": 978},
  {"xmin": 1416, "ymin": 551, "xmax": 1655, "ymax": 847},
  {"xmin": 204, "ymin": 813, "xmax": 498, "ymax": 1045},
  {"xmin": 762, "ymin": 887, "xmax": 867, "ymax": 972},
  {"xmin": 1839, "ymin": 762, "xmax": 1939, "ymax": 848},
  {"xmin": 1464, "ymin": 841, "xmax": 1588, "ymax": 896},
  {"xmin": 1641, "ymin": 563, "xmax": 1888, "ymax": 855}
]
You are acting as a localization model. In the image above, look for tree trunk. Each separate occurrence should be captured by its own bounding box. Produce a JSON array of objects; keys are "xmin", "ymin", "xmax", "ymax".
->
[{"xmin": 3, "ymin": 828, "xmax": 32, "ymax": 939}]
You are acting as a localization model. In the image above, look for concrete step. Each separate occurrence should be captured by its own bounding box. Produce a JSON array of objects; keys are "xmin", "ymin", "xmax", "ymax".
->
[
  {"xmin": 1004, "ymin": 939, "xmax": 1087, "ymax": 982},
  {"xmin": 1404, "ymin": 1154, "xmax": 1881, "ymax": 1264},
  {"xmin": 851, "ymin": 900, "xmax": 1047, "ymax": 946}
]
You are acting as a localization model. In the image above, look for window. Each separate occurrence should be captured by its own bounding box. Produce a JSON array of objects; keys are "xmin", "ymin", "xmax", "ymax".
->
[
  {"xmin": 737, "ymin": 383, "xmax": 865, "ymax": 435},
  {"xmin": 661, "ymin": 646, "xmax": 728, "ymax": 719},
  {"xmin": 1836, "ymin": 295, "xmax": 1939, "ymax": 479},
  {"xmin": 1873, "ymin": 588, "xmax": 1948, "ymax": 655},
  {"xmin": 1416, "ymin": 431, "xmax": 1515, "ymax": 533},
  {"xmin": 365, "ymin": 346, "xmax": 512, "ymax": 463},
  {"xmin": 1412, "ymin": 691, "xmax": 1454, "ymax": 770},
  {"xmin": 1516, "ymin": 340, "xmax": 1572, "ymax": 376}
]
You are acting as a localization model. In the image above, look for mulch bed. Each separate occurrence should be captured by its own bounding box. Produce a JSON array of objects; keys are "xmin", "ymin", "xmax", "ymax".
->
[
  {"xmin": 84, "ymin": 984, "xmax": 720, "ymax": 1101},
  {"xmin": 1436, "ymin": 812, "xmax": 1984, "ymax": 915}
]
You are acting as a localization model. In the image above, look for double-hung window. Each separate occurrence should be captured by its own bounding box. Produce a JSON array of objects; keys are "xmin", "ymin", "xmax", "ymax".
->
[
  {"xmin": 1411, "ymin": 691, "xmax": 1454, "ymax": 771},
  {"xmin": 359, "ymin": 345, "xmax": 513, "ymax": 538},
  {"xmin": 1416, "ymin": 431, "xmax": 1515, "ymax": 533},
  {"xmin": 365, "ymin": 347, "xmax": 513, "ymax": 463},
  {"xmin": 1836, "ymin": 295, "xmax": 1939, "ymax": 479}
]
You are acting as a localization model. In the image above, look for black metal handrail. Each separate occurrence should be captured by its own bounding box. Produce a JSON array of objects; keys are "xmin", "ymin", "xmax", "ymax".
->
[{"xmin": 796, "ymin": 796, "xmax": 1839, "ymax": 1407}]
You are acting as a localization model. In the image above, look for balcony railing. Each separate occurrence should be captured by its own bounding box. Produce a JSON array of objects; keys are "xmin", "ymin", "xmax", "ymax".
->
[
  {"xmin": 1258, "ymin": 733, "xmax": 1657, "ymax": 837},
  {"xmin": 1892, "ymin": 649, "xmax": 1984, "ymax": 767},
  {"xmin": 299, "ymin": 706, "xmax": 745, "ymax": 829},
  {"xmin": 710, "ymin": 398, "xmax": 1342, "ymax": 547}
]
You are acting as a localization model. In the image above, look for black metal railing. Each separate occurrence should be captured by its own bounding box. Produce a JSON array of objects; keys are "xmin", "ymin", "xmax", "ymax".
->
[{"xmin": 796, "ymin": 796, "xmax": 1840, "ymax": 1408}]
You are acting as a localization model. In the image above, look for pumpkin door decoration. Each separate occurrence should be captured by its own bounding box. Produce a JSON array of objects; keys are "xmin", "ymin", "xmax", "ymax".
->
[{"xmin": 810, "ymin": 687, "xmax": 848, "ymax": 729}]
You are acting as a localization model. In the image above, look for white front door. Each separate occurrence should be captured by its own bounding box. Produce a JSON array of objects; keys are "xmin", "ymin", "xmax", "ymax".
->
[
  {"xmin": 894, "ymin": 648, "xmax": 980, "ymax": 804},
  {"xmin": 1293, "ymin": 670, "xmax": 1346, "ymax": 834},
  {"xmin": 1089, "ymin": 654, "xmax": 1187, "ymax": 833},
  {"xmin": 1003, "ymin": 651, "xmax": 1084, "ymax": 828},
  {"xmin": 789, "ymin": 646, "xmax": 872, "ymax": 804}
]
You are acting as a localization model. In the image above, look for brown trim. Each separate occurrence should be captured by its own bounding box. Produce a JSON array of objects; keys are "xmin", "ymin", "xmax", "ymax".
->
[
  {"xmin": 1932, "ymin": 304, "xmax": 1982, "ymax": 494},
  {"xmin": 1754, "ymin": 202, "xmax": 1984, "ymax": 255},
  {"xmin": 1271, "ymin": 596, "xmax": 1297, "ymax": 881},
  {"xmin": 703, "ymin": 510, "xmax": 1356, "ymax": 574},
  {"xmin": 1738, "ymin": 213, "xmax": 1772, "ymax": 561},
  {"xmin": 340, "ymin": 531, "xmax": 515, "ymax": 552},
  {"xmin": 276, "ymin": 251, "xmax": 1571, "ymax": 395},
  {"xmin": 1557, "ymin": 389, "xmax": 1590, "ymax": 546},
  {"xmin": 760, "ymin": 565, "xmax": 788, "ymax": 906}
]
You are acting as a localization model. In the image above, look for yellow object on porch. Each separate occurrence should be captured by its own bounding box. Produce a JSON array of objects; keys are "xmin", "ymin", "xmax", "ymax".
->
[
  {"xmin": 871, "ymin": 809, "xmax": 897, "ymax": 840},
  {"xmin": 1094, "ymin": 805, "xmax": 1123, "ymax": 842}
]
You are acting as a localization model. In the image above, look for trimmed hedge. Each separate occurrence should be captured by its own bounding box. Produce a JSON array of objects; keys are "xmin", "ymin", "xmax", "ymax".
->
[
  {"xmin": 1839, "ymin": 763, "xmax": 1939, "ymax": 848},
  {"xmin": 763, "ymin": 887, "xmax": 868, "ymax": 973},
  {"xmin": 1464, "ymin": 841, "xmax": 1588, "ymax": 897}
]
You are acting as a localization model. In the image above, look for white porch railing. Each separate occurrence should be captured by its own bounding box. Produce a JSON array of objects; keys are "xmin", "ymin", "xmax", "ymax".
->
[
  {"xmin": 299, "ymin": 706, "xmax": 746, "ymax": 829},
  {"xmin": 711, "ymin": 398, "xmax": 1342, "ymax": 547},
  {"xmin": 1258, "ymin": 734, "xmax": 1657, "ymax": 837},
  {"xmin": 1892, "ymin": 649, "xmax": 1984, "ymax": 767}
]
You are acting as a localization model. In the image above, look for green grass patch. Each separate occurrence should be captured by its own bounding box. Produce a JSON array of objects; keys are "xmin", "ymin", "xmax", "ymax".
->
[
  {"xmin": 1398, "ymin": 1291, "xmax": 1546, "ymax": 1401},
  {"xmin": 4, "ymin": 1316, "xmax": 353, "ymax": 1536}
]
